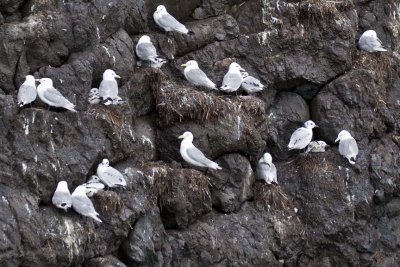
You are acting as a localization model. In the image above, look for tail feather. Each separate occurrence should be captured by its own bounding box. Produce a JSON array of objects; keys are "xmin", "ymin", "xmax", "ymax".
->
[
  {"xmin": 374, "ymin": 47, "xmax": 387, "ymax": 52},
  {"xmin": 91, "ymin": 213, "xmax": 102, "ymax": 223},
  {"xmin": 65, "ymin": 105, "xmax": 77, "ymax": 112}
]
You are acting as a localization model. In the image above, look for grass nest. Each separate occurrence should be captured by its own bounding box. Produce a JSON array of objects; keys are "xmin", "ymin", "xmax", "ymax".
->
[
  {"xmin": 253, "ymin": 183, "xmax": 297, "ymax": 214},
  {"xmin": 353, "ymin": 52, "xmax": 396, "ymax": 84},
  {"xmin": 299, "ymin": 0, "xmax": 353, "ymax": 18},
  {"xmin": 155, "ymin": 81, "xmax": 265, "ymax": 126}
]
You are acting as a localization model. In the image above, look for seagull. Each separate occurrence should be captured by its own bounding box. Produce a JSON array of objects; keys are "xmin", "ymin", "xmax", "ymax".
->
[
  {"xmin": 36, "ymin": 78, "xmax": 77, "ymax": 112},
  {"xmin": 98, "ymin": 69, "xmax": 121, "ymax": 105},
  {"xmin": 96, "ymin": 159, "xmax": 127, "ymax": 188},
  {"xmin": 136, "ymin": 35, "xmax": 166, "ymax": 66},
  {"xmin": 153, "ymin": 5, "xmax": 191, "ymax": 34},
  {"xmin": 181, "ymin": 60, "xmax": 217, "ymax": 89},
  {"xmin": 335, "ymin": 130, "xmax": 359, "ymax": 164},
  {"xmin": 288, "ymin": 120, "xmax": 318, "ymax": 150},
  {"xmin": 305, "ymin": 141, "xmax": 330, "ymax": 154},
  {"xmin": 88, "ymin": 88, "xmax": 101, "ymax": 104},
  {"xmin": 71, "ymin": 185, "xmax": 102, "ymax": 223},
  {"xmin": 178, "ymin": 131, "xmax": 222, "ymax": 170},
  {"xmin": 240, "ymin": 72, "xmax": 265, "ymax": 94},
  {"xmin": 358, "ymin": 30, "xmax": 387, "ymax": 53},
  {"xmin": 17, "ymin": 75, "xmax": 37, "ymax": 107},
  {"xmin": 52, "ymin": 181, "xmax": 72, "ymax": 212},
  {"xmin": 220, "ymin": 63, "xmax": 245, "ymax": 92},
  {"xmin": 82, "ymin": 175, "xmax": 105, "ymax": 197},
  {"xmin": 256, "ymin": 153, "xmax": 278, "ymax": 184}
]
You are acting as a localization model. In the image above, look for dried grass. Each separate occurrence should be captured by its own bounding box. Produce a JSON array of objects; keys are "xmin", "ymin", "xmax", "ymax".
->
[{"xmin": 299, "ymin": 0, "xmax": 353, "ymax": 18}]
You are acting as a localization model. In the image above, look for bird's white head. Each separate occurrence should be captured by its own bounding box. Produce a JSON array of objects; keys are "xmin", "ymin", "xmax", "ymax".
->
[
  {"xmin": 156, "ymin": 5, "xmax": 167, "ymax": 13},
  {"xmin": 363, "ymin": 30, "xmax": 377, "ymax": 38},
  {"xmin": 317, "ymin": 141, "xmax": 329, "ymax": 147},
  {"xmin": 240, "ymin": 72, "xmax": 249, "ymax": 78},
  {"xmin": 72, "ymin": 185, "xmax": 87, "ymax": 196},
  {"xmin": 35, "ymin": 78, "xmax": 53, "ymax": 86},
  {"xmin": 25, "ymin": 75, "xmax": 36, "ymax": 85},
  {"xmin": 56, "ymin": 181, "xmax": 69, "ymax": 192},
  {"xmin": 88, "ymin": 175, "xmax": 100, "ymax": 183},
  {"xmin": 304, "ymin": 120, "xmax": 317, "ymax": 129},
  {"xmin": 103, "ymin": 69, "xmax": 121, "ymax": 80},
  {"xmin": 229, "ymin": 62, "xmax": 245, "ymax": 73},
  {"xmin": 138, "ymin": 35, "xmax": 151, "ymax": 44},
  {"xmin": 181, "ymin": 60, "xmax": 199, "ymax": 70},
  {"xmin": 262, "ymin": 153, "xmax": 273, "ymax": 165},
  {"xmin": 90, "ymin": 88, "xmax": 99, "ymax": 94},
  {"xmin": 335, "ymin": 130, "xmax": 352, "ymax": 142},
  {"xmin": 101, "ymin": 158, "xmax": 110, "ymax": 166},
  {"xmin": 178, "ymin": 131, "xmax": 194, "ymax": 142}
]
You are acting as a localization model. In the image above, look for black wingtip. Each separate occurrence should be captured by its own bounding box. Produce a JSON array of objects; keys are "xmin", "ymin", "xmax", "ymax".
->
[{"xmin": 188, "ymin": 30, "xmax": 195, "ymax": 35}]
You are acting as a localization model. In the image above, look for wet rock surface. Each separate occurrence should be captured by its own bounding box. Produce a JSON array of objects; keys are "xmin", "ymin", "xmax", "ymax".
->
[{"xmin": 0, "ymin": 0, "xmax": 400, "ymax": 266}]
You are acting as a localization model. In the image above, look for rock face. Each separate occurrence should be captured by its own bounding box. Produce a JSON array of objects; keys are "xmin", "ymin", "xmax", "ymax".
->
[{"xmin": 0, "ymin": 0, "xmax": 400, "ymax": 266}]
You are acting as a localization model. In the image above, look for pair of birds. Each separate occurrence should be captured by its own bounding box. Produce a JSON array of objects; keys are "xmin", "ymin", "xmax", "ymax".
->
[
  {"xmin": 52, "ymin": 159, "xmax": 127, "ymax": 223},
  {"xmin": 288, "ymin": 120, "xmax": 359, "ymax": 164},
  {"xmin": 88, "ymin": 69, "xmax": 124, "ymax": 106},
  {"xmin": 17, "ymin": 76, "xmax": 77, "ymax": 112}
]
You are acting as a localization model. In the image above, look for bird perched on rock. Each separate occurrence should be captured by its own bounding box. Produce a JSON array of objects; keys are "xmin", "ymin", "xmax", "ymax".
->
[
  {"xmin": 220, "ymin": 63, "xmax": 245, "ymax": 93},
  {"xmin": 52, "ymin": 181, "xmax": 72, "ymax": 212},
  {"xmin": 96, "ymin": 159, "xmax": 127, "ymax": 188},
  {"xmin": 136, "ymin": 35, "xmax": 166, "ymax": 67},
  {"xmin": 98, "ymin": 69, "xmax": 121, "ymax": 105},
  {"xmin": 358, "ymin": 30, "xmax": 387, "ymax": 53},
  {"xmin": 17, "ymin": 75, "xmax": 37, "ymax": 107},
  {"xmin": 36, "ymin": 78, "xmax": 77, "ymax": 112},
  {"xmin": 240, "ymin": 72, "xmax": 265, "ymax": 94},
  {"xmin": 88, "ymin": 88, "xmax": 101, "ymax": 104},
  {"xmin": 288, "ymin": 120, "xmax": 318, "ymax": 150},
  {"xmin": 181, "ymin": 60, "xmax": 217, "ymax": 89},
  {"xmin": 256, "ymin": 153, "xmax": 278, "ymax": 184},
  {"xmin": 178, "ymin": 131, "xmax": 222, "ymax": 170},
  {"xmin": 71, "ymin": 185, "xmax": 102, "ymax": 223},
  {"xmin": 153, "ymin": 5, "xmax": 192, "ymax": 34},
  {"xmin": 82, "ymin": 175, "xmax": 105, "ymax": 197},
  {"xmin": 305, "ymin": 141, "xmax": 329, "ymax": 154},
  {"xmin": 335, "ymin": 130, "xmax": 359, "ymax": 164}
]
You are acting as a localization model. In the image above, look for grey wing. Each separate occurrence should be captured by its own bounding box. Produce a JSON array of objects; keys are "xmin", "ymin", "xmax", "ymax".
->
[
  {"xmin": 242, "ymin": 76, "xmax": 264, "ymax": 91},
  {"xmin": 98, "ymin": 80, "xmax": 118, "ymax": 99},
  {"xmin": 271, "ymin": 163, "xmax": 278, "ymax": 183},
  {"xmin": 186, "ymin": 146, "xmax": 215, "ymax": 167},
  {"xmin": 44, "ymin": 88, "xmax": 74, "ymax": 106},
  {"xmin": 359, "ymin": 36, "xmax": 383, "ymax": 51},
  {"xmin": 102, "ymin": 168, "xmax": 125, "ymax": 186},
  {"xmin": 185, "ymin": 69, "xmax": 215, "ymax": 88},
  {"xmin": 158, "ymin": 13, "xmax": 187, "ymax": 32},
  {"xmin": 17, "ymin": 84, "xmax": 37, "ymax": 104},
  {"xmin": 221, "ymin": 73, "xmax": 242, "ymax": 90},
  {"xmin": 289, "ymin": 128, "xmax": 311, "ymax": 148},
  {"xmin": 52, "ymin": 191, "xmax": 72, "ymax": 207},
  {"xmin": 256, "ymin": 162, "xmax": 269, "ymax": 181},
  {"xmin": 136, "ymin": 42, "xmax": 157, "ymax": 61},
  {"xmin": 72, "ymin": 195, "xmax": 97, "ymax": 215},
  {"xmin": 339, "ymin": 138, "xmax": 358, "ymax": 158}
]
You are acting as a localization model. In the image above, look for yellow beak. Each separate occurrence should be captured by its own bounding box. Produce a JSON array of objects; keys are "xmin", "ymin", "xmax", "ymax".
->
[
  {"xmin": 114, "ymin": 75, "xmax": 121, "ymax": 79},
  {"xmin": 335, "ymin": 138, "xmax": 339, "ymax": 143},
  {"xmin": 35, "ymin": 79, "xmax": 41, "ymax": 82},
  {"xmin": 181, "ymin": 64, "xmax": 187, "ymax": 67},
  {"xmin": 178, "ymin": 135, "xmax": 184, "ymax": 139}
]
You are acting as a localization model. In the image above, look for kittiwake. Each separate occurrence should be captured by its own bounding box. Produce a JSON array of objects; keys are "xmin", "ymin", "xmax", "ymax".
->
[
  {"xmin": 220, "ymin": 63, "xmax": 245, "ymax": 92},
  {"xmin": 305, "ymin": 141, "xmax": 329, "ymax": 154},
  {"xmin": 52, "ymin": 181, "xmax": 72, "ymax": 212},
  {"xmin": 82, "ymin": 175, "xmax": 105, "ymax": 197},
  {"xmin": 153, "ymin": 5, "xmax": 191, "ymax": 34},
  {"xmin": 71, "ymin": 185, "xmax": 102, "ymax": 223},
  {"xmin": 136, "ymin": 35, "xmax": 166, "ymax": 66},
  {"xmin": 240, "ymin": 72, "xmax": 265, "ymax": 94},
  {"xmin": 98, "ymin": 69, "xmax": 121, "ymax": 105},
  {"xmin": 181, "ymin": 60, "xmax": 216, "ymax": 89},
  {"xmin": 96, "ymin": 159, "xmax": 127, "ymax": 188},
  {"xmin": 36, "ymin": 78, "xmax": 77, "ymax": 112},
  {"xmin": 17, "ymin": 75, "xmax": 37, "ymax": 107},
  {"xmin": 358, "ymin": 30, "xmax": 387, "ymax": 53},
  {"xmin": 288, "ymin": 120, "xmax": 318, "ymax": 150},
  {"xmin": 256, "ymin": 153, "xmax": 278, "ymax": 184},
  {"xmin": 88, "ymin": 88, "xmax": 101, "ymax": 104},
  {"xmin": 335, "ymin": 130, "xmax": 359, "ymax": 164},
  {"xmin": 178, "ymin": 131, "xmax": 222, "ymax": 170}
]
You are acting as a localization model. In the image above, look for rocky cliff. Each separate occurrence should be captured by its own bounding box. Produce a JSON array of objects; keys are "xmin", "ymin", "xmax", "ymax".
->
[{"xmin": 0, "ymin": 0, "xmax": 400, "ymax": 266}]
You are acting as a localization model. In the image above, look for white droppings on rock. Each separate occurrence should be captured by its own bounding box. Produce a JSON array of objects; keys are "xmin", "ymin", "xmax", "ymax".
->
[
  {"xmin": 22, "ymin": 162, "xmax": 27, "ymax": 175},
  {"xmin": 141, "ymin": 135, "xmax": 153, "ymax": 148}
]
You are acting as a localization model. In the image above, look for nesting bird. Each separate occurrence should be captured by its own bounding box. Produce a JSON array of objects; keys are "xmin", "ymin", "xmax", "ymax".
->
[
  {"xmin": 36, "ymin": 78, "xmax": 77, "ymax": 112},
  {"xmin": 136, "ymin": 35, "xmax": 166, "ymax": 67},
  {"xmin": 220, "ymin": 63, "xmax": 245, "ymax": 93},
  {"xmin": 153, "ymin": 5, "xmax": 191, "ymax": 34},
  {"xmin": 82, "ymin": 175, "xmax": 105, "ymax": 197},
  {"xmin": 256, "ymin": 153, "xmax": 278, "ymax": 184},
  {"xmin": 305, "ymin": 141, "xmax": 329, "ymax": 154},
  {"xmin": 88, "ymin": 88, "xmax": 101, "ymax": 104},
  {"xmin": 335, "ymin": 130, "xmax": 359, "ymax": 164},
  {"xmin": 96, "ymin": 159, "xmax": 127, "ymax": 188},
  {"xmin": 288, "ymin": 120, "xmax": 318, "ymax": 150},
  {"xmin": 52, "ymin": 181, "xmax": 72, "ymax": 212},
  {"xmin": 98, "ymin": 69, "xmax": 121, "ymax": 105},
  {"xmin": 17, "ymin": 75, "xmax": 37, "ymax": 107},
  {"xmin": 71, "ymin": 185, "xmax": 102, "ymax": 223},
  {"xmin": 240, "ymin": 72, "xmax": 265, "ymax": 94},
  {"xmin": 358, "ymin": 30, "xmax": 387, "ymax": 53},
  {"xmin": 181, "ymin": 60, "xmax": 217, "ymax": 89},
  {"xmin": 179, "ymin": 131, "xmax": 222, "ymax": 170}
]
